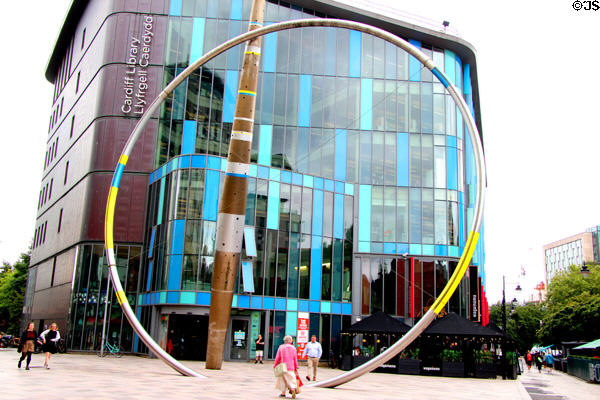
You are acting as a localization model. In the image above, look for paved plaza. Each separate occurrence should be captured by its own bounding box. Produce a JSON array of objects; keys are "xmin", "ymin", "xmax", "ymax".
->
[{"xmin": 2, "ymin": 349, "xmax": 599, "ymax": 399}]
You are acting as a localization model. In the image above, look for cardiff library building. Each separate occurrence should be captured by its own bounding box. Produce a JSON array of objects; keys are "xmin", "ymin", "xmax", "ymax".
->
[{"xmin": 26, "ymin": 0, "xmax": 487, "ymax": 362}]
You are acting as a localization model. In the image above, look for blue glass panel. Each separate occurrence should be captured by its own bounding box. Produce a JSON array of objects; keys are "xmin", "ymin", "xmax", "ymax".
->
[
  {"xmin": 303, "ymin": 175, "xmax": 314, "ymax": 188},
  {"xmin": 447, "ymin": 147, "xmax": 458, "ymax": 190},
  {"xmin": 358, "ymin": 185, "xmax": 371, "ymax": 242},
  {"xmin": 196, "ymin": 292, "xmax": 211, "ymax": 305},
  {"xmin": 455, "ymin": 54, "xmax": 463, "ymax": 90},
  {"xmin": 263, "ymin": 32, "xmax": 277, "ymax": 73},
  {"xmin": 298, "ymin": 299, "xmax": 309, "ymax": 312},
  {"xmin": 263, "ymin": 297, "xmax": 275, "ymax": 309},
  {"xmin": 203, "ymin": 170, "xmax": 220, "ymax": 221},
  {"xmin": 384, "ymin": 242, "xmax": 396, "ymax": 254},
  {"xmin": 320, "ymin": 301, "xmax": 331, "ymax": 313},
  {"xmin": 397, "ymin": 243, "xmax": 409, "ymax": 254},
  {"xmin": 157, "ymin": 178, "xmax": 165, "ymax": 224},
  {"xmin": 409, "ymin": 244, "xmax": 422, "ymax": 255},
  {"xmin": 232, "ymin": 295, "xmax": 237, "ymax": 307},
  {"xmin": 167, "ymin": 255, "xmax": 182, "ymax": 290},
  {"xmin": 180, "ymin": 292, "xmax": 195, "ymax": 304},
  {"xmin": 333, "ymin": 194, "xmax": 344, "ymax": 239},
  {"xmin": 181, "ymin": 120, "xmax": 197, "ymax": 155},
  {"xmin": 191, "ymin": 155, "xmax": 206, "ymax": 168},
  {"xmin": 325, "ymin": 28, "xmax": 337, "ymax": 75},
  {"xmin": 242, "ymin": 260, "xmax": 255, "ymax": 292},
  {"xmin": 310, "ymin": 236, "xmax": 323, "ymax": 300},
  {"xmin": 190, "ymin": 18, "xmax": 205, "ymax": 63},
  {"xmin": 292, "ymin": 172, "xmax": 303, "ymax": 186},
  {"xmin": 169, "ymin": 0, "xmax": 182, "ymax": 16},
  {"xmin": 287, "ymin": 299, "xmax": 298, "ymax": 311},
  {"xmin": 435, "ymin": 245, "xmax": 448, "ymax": 256},
  {"xmin": 267, "ymin": 181, "xmax": 280, "ymax": 230},
  {"xmin": 310, "ymin": 301, "xmax": 320, "ymax": 313},
  {"xmin": 334, "ymin": 129, "xmax": 347, "ymax": 181},
  {"xmin": 248, "ymin": 164, "xmax": 257, "ymax": 177},
  {"xmin": 444, "ymin": 50, "xmax": 456, "ymax": 85},
  {"xmin": 221, "ymin": 158, "xmax": 227, "ymax": 171},
  {"xmin": 397, "ymin": 132, "xmax": 409, "ymax": 186},
  {"xmin": 244, "ymin": 227, "xmax": 257, "ymax": 257},
  {"xmin": 422, "ymin": 244, "xmax": 435, "ymax": 255},
  {"xmin": 146, "ymin": 261, "xmax": 153, "ymax": 291},
  {"xmin": 448, "ymin": 246, "xmax": 459, "ymax": 257},
  {"xmin": 447, "ymin": 136, "xmax": 457, "ymax": 148},
  {"xmin": 223, "ymin": 70, "xmax": 239, "ymax": 123},
  {"xmin": 349, "ymin": 30, "xmax": 361, "ymax": 78},
  {"xmin": 258, "ymin": 125, "xmax": 272, "ymax": 166},
  {"xmin": 275, "ymin": 298, "xmax": 286, "ymax": 310},
  {"xmin": 342, "ymin": 303, "xmax": 352, "ymax": 315},
  {"xmin": 170, "ymin": 219, "xmax": 185, "ymax": 255},
  {"xmin": 408, "ymin": 40, "xmax": 421, "ymax": 81},
  {"xmin": 463, "ymin": 64, "xmax": 472, "ymax": 95},
  {"xmin": 360, "ymin": 79, "xmax": 373, "ymax": 130},
  {"xmin": 230, "ymin": 0, "xmax": 242, "ymax": 19},
  {"xmin": 335, "ymin": 181, "xmax": 344, "ymax": 193},
  {"xmin": 314, "ymin": 177, "xmax": 324, "ymax": 190},
  {"xmin": 258, "ymin": 166, "xmax": 269, "ymax": 179},
  {"xmin": 238, "ymin": 295, "xmax": 250, "ymax": 308},
  {"xmin": 324, "ymin": 179, "xmax": 334, "ymax": 192},
  {"xmin": 358, "ymin": 241, "xmax": 370, "ymax": 252},
  {"xmin": 251, "ymin": 296, "xmax": 262, "ymax": 309},
  {"xmin": 298, "ymin": 75, "xmax": 312, "ymax": 127},
  {"xmin": 331, "ymin": 302, "xmax": 342, "ymax": 314},
  {"xmin": 312, "ymin": 190, "xmax": 323, "ymax": 236},
  {"xmin": 167, "ymin": 291, "xmax": 179, "ymax": 304},
  {"xmin": 207, "ymin": 156, "xmax": 220, "ymax": 169},
  {"xmin": 148, "ymin": 227, "xmax": 156, "ymax": 258},
  {"xmin": 281, "ymin": 170, "xmax": 292, "ymax": 183},
  {"xmin": 345, "ymin": 183, "xmax": 354, "ymax": 196},
  {"xmin": 286, "ymin": 312, "xmax": 298, "ymax": 336},
  {"xmin": 179, "ymin": 155, "xmax": 190, "ymax": 168},
  {"xmin": 269, "ymin": 168, "xmax": 280, "ymax": 181},
  {"xmin": 371, "ymin": 242, "xmax": 383, "ymax": 253}
]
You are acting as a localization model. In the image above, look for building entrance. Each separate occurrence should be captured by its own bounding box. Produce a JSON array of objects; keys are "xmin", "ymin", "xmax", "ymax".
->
[
  {"xmin": 228, "ymin": 317, "xmax": 250, "ymax": 361},
  {"xmin": 167, "ymin": 314, "xmax": 208, "ymax": 360}
]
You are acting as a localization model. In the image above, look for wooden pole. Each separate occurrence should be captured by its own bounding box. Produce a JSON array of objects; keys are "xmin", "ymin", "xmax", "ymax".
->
[{"xmin": 205, "ymin": 0, "xmax": 265, "ymax": 370}]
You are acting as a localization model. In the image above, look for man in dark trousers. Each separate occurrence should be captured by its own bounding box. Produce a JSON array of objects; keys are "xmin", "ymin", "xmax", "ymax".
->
[{"xmin": 255, "ymin": 334, "xmax": 264, "ymax": 364}]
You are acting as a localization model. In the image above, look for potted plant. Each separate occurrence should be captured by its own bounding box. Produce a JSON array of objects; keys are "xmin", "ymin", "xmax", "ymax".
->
[
  {"xmin": 474, "ymin": 350, "xmax": 496, "ymax": 379},
  {"xmin": 441, "ymin": 349, "xmax": 464, "ymax": 377},
  {"xmin": 397, "ymin": 348, "xmax": 421, "ymax": 375}
]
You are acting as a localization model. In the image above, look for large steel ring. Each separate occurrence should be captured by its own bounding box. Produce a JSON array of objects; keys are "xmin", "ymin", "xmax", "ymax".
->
[{"xmin": 104, "ymin": 18, "xmax": 486, "ymax": 385}]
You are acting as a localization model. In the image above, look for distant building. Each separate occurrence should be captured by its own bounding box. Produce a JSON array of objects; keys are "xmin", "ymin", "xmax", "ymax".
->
[{"xmin": 543, "ymin": 227, "xmax": 599, "ymax": 284}]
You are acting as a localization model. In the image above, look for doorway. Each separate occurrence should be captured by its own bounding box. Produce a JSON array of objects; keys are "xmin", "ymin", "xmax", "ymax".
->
[
  {"xmin": 228, "ymin": 317, "xmax": 250, "ymax": 361},
  {"xmin": 167, "ymin": 314, "xmax": 209, "ymax": 360}
]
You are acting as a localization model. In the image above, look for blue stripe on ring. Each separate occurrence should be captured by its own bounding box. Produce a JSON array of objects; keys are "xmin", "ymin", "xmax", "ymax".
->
[
  {"xmin": 432, "ymin": 67, "xmax": 450, "ymax": 88},
  {"xmin": 226, "ymin": 172, "xmax": 249, "ymax": 179},
  {"xmin": 111, "ymin": 163, "xmax": 125, "ymax": 188}
]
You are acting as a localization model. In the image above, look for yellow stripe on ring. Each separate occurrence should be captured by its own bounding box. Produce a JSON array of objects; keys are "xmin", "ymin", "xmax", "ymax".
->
[
  {"xmin": 104, "ymin": 186, "xmax": 119, "ymax": 249},
  {"xmin": 119, "ymin": 155, "xmax": 129, "ymax": 165},
  {"xmin": 115, "ymin": 289, "xmax": 128, "ymax": 305},
  {"xmin": 238, "ymin": 90, "xmax": 257, "ymax": 96},
  {"xmin": 244, "ymin": 51, "xmax": 261, "ymax": 55},
  {"xmin": 432, "ymin": 231, "xmax": 479, "ymax": 314}
]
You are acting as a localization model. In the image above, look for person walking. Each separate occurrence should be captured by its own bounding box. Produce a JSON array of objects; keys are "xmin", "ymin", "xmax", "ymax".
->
[
  {"xmin": 525, "ymin": 350, "xmax": 532, "ymax": 371},
  {"xmin": 302, "ymin": 335, "xmax": 322, "ymax": 382},
  {"xmin": 274, "ymin": 335, "xmax": 298, "ymax": 398},
  {"xmin": 255, "ymin": 334, "xmax": 265, "ymax": 364},
  {"xmin": 17, "ymin": 322, "xmax": 38, "ymax": 370},
  {"xmin": 40, "ymin": 322, "xmax": 61, "ymax": 369},
  {"xmin": 535, "ymin": 352, "xmax": 543, "ymax": 373},
  {"xmin": 544, "ymin": 352, "xmax": 554, "ymax": 373}
]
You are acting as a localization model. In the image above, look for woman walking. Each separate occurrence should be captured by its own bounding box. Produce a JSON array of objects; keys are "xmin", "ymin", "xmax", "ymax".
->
[
  {"xmin": 40, "ymin": 323, "xmax": 61, "ymax": 369},
  {"xmin": 17, "ymin": 322, "xmax": 38, "ymax": 370},
  {"xmin": 274, "ymin": 335, "xmax": 298, "ymax": 398}
]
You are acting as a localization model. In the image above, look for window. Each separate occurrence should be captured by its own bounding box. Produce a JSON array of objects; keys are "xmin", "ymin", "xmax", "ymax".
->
[
  {"xmin": 76, "ymin": 71, "xmax": 80, "ymax": 93},
  {"xmin": 48, "ymin": 178, "xmax": 53, "ymax": 200},
  {"xmin": 58, "ymin": 208, "xmax": 63, "ymax": 233},
  {"xmin": 70, "ymin": 115, "xmax": 75, "ymax": 138},
  {"xmin": 81, "ymin": 28, "xmax": 86, "ymax": 50},
  {"xmin": 64, "ymin": 161, "xmax": 69, "ymax": 185},
  {"xmin": 42, "ymin": 221, "xmax": 48, "ymax": 243},
  {"xmin": 54, "ymin": 138, "xmax": 59, "ymax": 158},
  {"xmin": 60, "ymin": 97, "xmax": 64, "ymax": 117},
  {"xmin": 50, "ymin": 258, "xmax": 56, "ymax": 287}
]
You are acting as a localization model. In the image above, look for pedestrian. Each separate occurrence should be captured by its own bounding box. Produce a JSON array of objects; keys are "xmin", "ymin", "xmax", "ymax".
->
[
  {"xmin": 17, "ymin": 322, "xmax": 38, "ymax": 370},
  {"xmin": 525, "ymin": 350, "xmax": 532, "ymax": 371},
  {"xmin": 535, "ymin": 352, "xmax": 543, "ymax": 373},
  {"xmin": 40, "ymin": 322, "xmax": 61, "ymax": 369},
  {"xmin": 274, "ymin": 335, "xmax": 298, "ymax": 398},
  {"xmin": 302, "ymin": 335, "xmax": 322, "ymax": 382},
  {"xmin": 255, "ymin": 334, "xmax": 265, "ymax": 364},
  {"xmin": 544, "ymin": 352, "xmax": 554, "ymax": 373}
]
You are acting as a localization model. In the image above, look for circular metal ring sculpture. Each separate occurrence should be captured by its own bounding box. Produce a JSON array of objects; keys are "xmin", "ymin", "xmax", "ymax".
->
[{"xmin": 104, "ymin": 18, "xmax": 486, "ymax": 385}]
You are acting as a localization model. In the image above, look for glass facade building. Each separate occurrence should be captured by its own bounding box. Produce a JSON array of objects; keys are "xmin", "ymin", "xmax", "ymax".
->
[{"xmin": 28, "ymin": 0, "xmax": 487, "ymax": 361}]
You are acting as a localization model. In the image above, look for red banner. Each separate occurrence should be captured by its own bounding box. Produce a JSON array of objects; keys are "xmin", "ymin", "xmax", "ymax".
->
[{"xmin": 296, "ymin": 312, "xmax": 309, "ymax": 360}]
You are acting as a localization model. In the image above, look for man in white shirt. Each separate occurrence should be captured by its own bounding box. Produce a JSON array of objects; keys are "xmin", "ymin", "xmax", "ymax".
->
[{"xmin": 302, "ymin": 335, "xmax": 322, "ymax": 381}]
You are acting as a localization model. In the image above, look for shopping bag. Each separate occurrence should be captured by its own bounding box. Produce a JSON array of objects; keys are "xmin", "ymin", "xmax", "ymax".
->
[
  {"xmin": 274, "ymin": 362, "xmax": 288, "ymax": 377},
  {"xmin": 295, "ymin": 371, "xmax": 303, "ymax": 393}
]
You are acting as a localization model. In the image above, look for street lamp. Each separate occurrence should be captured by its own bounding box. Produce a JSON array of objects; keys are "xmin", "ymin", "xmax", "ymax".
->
[{"xmin": 581, "ymin": 262, "xmax": 590, "ymax": 278}]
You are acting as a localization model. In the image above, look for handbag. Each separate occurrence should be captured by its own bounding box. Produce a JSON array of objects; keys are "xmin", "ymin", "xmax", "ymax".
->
[
  {"xmin": 274, "ymin": 362, "xmax": 288, "ymax": 377},
  {"xmin": 295, "ymin": 371, "xmax": 303, "ymax": 394}
]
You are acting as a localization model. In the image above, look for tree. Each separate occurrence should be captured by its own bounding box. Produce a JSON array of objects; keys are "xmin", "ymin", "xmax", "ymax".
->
[
  {"xmin": 489, "ymin": 301, "xmax": 544, "ymax": 353},
  {"xmin": 538, "ymin": 264, "xmax": 600, "ymax": 344},
  {"xmin": 0, "ymin": 250, "xmax": 30, "ymax": 335}
]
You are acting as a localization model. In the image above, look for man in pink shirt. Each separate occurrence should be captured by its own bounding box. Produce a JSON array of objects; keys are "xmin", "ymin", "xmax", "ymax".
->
[{"xmin": 274, "ymin": 335, "xmax": 299, "ymax": 398}]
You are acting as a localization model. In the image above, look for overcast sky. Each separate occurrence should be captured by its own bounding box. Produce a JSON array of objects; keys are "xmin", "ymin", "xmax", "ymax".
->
[{"xmin": 1, "ymin": 1, "xmax": 598, "ymax": 305}]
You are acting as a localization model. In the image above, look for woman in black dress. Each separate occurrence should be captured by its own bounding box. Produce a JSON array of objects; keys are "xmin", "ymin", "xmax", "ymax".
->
[
  {"xmin": 18, "ymin": 322, "xmax": 37, "ymax": 370},
  {"xmin": 40, "ymin": 322, "xmax": 61, "ymax": 369}
]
